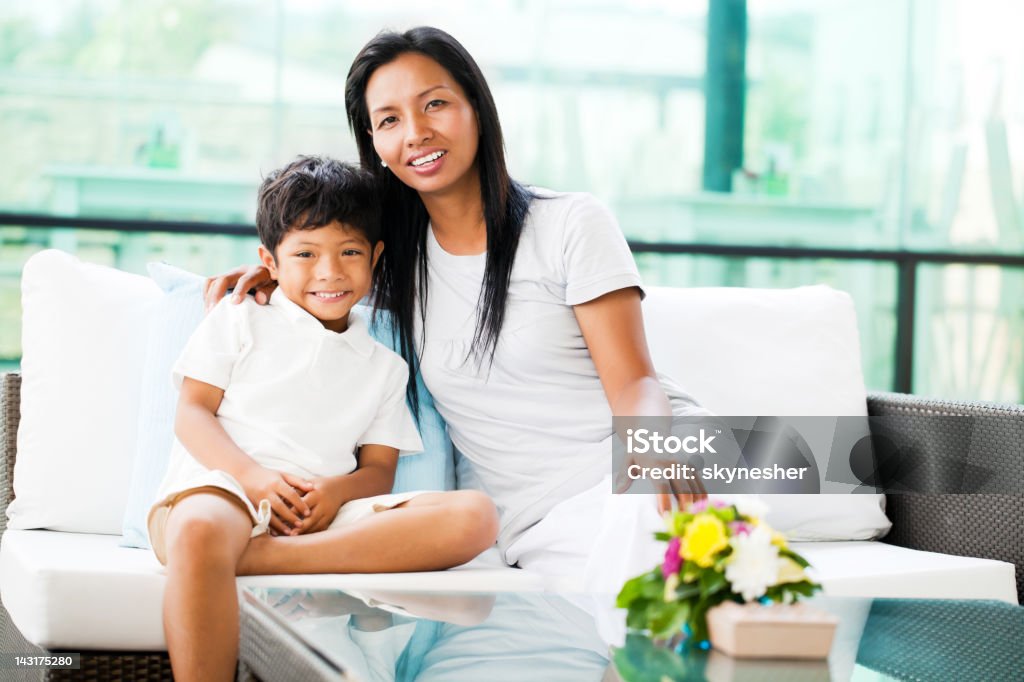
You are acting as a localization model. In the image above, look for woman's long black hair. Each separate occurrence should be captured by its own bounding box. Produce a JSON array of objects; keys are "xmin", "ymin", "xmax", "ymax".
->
[{"xmin": 345, "ymin": 27, "xmax": 533, "ymax": 413}]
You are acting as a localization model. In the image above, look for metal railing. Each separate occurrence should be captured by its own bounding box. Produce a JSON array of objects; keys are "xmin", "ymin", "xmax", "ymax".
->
[{"xmin": 3, "ymin": 211, "xmax": 1024, "ymax": 394}]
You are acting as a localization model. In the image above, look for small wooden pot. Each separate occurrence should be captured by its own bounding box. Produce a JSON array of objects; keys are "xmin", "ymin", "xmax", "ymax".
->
[{"xmin": 706, "ymin": 602, "xmax": 838, "ymax": 659}]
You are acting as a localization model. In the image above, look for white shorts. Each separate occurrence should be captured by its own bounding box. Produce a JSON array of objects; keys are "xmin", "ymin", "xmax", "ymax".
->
[{"xmin": 147, "ymin": 469, "xmax": 426, "ymax": 565}]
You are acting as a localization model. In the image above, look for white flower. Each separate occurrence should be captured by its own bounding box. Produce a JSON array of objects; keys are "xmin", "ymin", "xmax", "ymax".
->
[
  {"xmin": 725, "ymin": 525, "xmax": 780, "ymax": 602},
  {"xmin": 732, "ymin": 495, "xmax": 769, "ymax": 520}
]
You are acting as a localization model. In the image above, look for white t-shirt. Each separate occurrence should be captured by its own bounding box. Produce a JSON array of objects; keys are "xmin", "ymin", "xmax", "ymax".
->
[
  {"xmin": 417, "ymin": 189, "xmax": 701, "ymax": 561},
  {"xmin": 155, "ymin": 289, "xmax": 423, "ymax": 504}
]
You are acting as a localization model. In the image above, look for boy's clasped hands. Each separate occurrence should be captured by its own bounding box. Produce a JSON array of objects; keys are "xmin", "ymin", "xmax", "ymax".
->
[{"xmin": 238, "ymin": 466, "xmax": 345, "ymax": 536}]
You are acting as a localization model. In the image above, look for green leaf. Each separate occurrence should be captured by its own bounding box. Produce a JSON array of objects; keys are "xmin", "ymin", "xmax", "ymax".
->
[
  {"xmin": 671, "ymin": 513, "xmax": 694, "ymax": 536},
  {"xmin": 785, "ymin": 580, "xmax": 821, "ymax": 598},
  {"xmin": 612, "ymin": 634, "xmax": 696, "ymax": 681},
  {"xmin": 653, "ymin": 531, "xmax": 671, "ymax": 542},
  {"xmin": 642, "ymin": 571, "xmax": 667, "ymax": 598},
  {"xmin": 649, "ymin": 601, "xmax": 690, "ymax": 640},
  {"xmin": 699, "ymin": 570, "xmax": 728, "ymax": 596},
  {"xmin": 616, "ymin": 575, "xmax": 646, "ymax": 608},
  {"xmin": 689, "ymin": 594, "xmax": 726, "ymax": 643},
  {"xmin": 625, "ymin": 601, "xmax": 653, "ymax": 630},
  {"xmin": 780, "ymin": 548, "xmax": 812, "ymax": 568},
  {"xmin": 712, "ymin": 506, "xmax": 737, "ymax": 523},
  {"xmin": 673, "ymin": 583, "xmax": 702, "ymax": 600},
  {"xmin": 616, "ymin": 568, "xmax": 665, "ymax": 608}
]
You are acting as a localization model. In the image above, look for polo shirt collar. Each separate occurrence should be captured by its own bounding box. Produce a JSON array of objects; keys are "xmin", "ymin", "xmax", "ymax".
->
[{"xmin": 269, "ymin": 288, "xmax": 375, "ymax": 358}]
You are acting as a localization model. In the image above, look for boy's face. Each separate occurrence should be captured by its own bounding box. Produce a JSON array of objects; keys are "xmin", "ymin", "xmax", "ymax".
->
[{"xmin": 258, "ymin": 221, "xmax": 383, "ymax": 333}]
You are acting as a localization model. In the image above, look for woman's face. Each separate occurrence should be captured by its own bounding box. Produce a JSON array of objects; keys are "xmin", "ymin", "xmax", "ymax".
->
[{"xmin": 364, "ymin": 52, "xmax": 480, "ymax": 199}]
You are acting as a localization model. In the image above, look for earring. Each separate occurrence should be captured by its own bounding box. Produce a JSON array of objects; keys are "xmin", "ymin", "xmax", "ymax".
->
[{"xmin": 380, "ymin": 160, "xmax": 387, "ymax": 168}]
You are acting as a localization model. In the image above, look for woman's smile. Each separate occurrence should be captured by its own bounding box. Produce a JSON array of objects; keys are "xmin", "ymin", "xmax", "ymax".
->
[{"xmin": 407, "ymin": 148, "xmax": 448, "ymax": 175}]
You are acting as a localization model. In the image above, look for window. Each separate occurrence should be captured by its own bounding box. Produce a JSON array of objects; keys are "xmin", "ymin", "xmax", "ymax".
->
[{"xmin": 2, "ymin": 1, "xmax": 1022, "ymax": 400}]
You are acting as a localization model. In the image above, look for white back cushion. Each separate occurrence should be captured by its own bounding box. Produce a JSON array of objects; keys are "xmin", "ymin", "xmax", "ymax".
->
[
  {"xmin": 9, "ymin": 250, "xmax": 160, "ymax": 534},
  {"xmin": 643, "ymin": 285, "xmax": 869, "ymax": 416},
  {"xmin": 642, "ymin": 285, "xmax": 891, "ymax": 540}
]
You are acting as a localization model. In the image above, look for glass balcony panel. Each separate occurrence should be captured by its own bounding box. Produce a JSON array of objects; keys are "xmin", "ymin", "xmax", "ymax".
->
[{"xmin": 913, "ymin": 263, "xmax": 1024, "ymax": 402}]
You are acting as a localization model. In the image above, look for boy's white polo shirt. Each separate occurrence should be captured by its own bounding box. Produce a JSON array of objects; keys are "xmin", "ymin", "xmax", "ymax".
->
[{"xmin": 155, "ymin": 288, "xmax": 422, "ymax": 506}]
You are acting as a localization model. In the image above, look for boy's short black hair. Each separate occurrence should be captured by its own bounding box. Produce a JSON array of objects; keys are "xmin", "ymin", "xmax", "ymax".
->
[{"xmin": 256, "ymin": 156, "xmax": 380, "ymax": 257}]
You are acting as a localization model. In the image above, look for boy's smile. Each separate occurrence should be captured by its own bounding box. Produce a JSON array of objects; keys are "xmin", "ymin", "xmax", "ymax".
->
[{"xmin": 258, "ymin": 221, "xmax": 383, "ymax": 333}]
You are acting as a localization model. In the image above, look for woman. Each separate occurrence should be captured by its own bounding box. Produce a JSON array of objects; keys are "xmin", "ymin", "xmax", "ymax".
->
[{"xmin": 208, "ymin": 26, "xmax": 708, "ymax": 581}]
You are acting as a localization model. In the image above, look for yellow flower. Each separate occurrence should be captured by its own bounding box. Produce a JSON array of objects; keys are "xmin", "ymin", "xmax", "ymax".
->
[
  {"xmin": 771, "ymin": 531, "xmax": 788, "ymax": 549},
  {"xmin": 776, "ymin": 557, "xmax": 807, "ymax": 584},
  {"xmin": 681, "ymin": 513, "xmax": 728, "ymax": 568}
]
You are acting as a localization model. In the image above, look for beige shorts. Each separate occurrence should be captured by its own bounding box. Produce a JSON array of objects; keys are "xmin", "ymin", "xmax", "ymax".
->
[{"xmin": 147, "ymin": 470, "xmax": 426, "ymax": 565}]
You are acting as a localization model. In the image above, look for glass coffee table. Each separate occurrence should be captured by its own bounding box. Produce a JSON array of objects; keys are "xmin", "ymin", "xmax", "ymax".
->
[{"xmin": 238, "ymin": 586, "xmax": 1023, "ymax": 681}]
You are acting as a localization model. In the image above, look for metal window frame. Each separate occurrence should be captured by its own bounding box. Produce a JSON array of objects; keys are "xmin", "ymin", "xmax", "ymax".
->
[{"xmin": 2, "ymin": 212, "xmax": 1024, "ymax": 394}]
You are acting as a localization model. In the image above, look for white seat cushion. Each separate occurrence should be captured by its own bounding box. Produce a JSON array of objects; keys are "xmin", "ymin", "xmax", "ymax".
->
[
  {"xmin": 0, "ymin": 531, "xmax": 167, "ymax": 650},
  {"xmin": 792, "ymin": 541, "xmax": 1018, "ymax": 603},
  {"xmin": 0, "ymin": 530, "xmax": 541, "ymax": 651},
  {"xmin": 550, "ymin": 540, "xmax": 1018, "ymax": 603}
]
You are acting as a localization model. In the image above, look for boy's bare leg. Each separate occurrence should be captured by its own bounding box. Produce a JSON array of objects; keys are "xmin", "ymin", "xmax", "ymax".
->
[
  {"xmin": 162, "ymin": 493, "xmax": 253, "ymax": 682},
  {"xmin": 237, "ymin": 490, "xmax": 498, "ymax": 575}
]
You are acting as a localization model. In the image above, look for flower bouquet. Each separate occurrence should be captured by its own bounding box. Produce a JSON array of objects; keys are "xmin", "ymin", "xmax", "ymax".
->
[{"xmin": 616, "ymin": 498, "xmax": 821, "ymax": 647}]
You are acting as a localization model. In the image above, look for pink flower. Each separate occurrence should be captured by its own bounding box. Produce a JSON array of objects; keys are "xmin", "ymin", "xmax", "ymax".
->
[
  {"xmin": 729, "ymin": 521, "xmax": 752, "ymax": 536},
  {"xmin": 689, "ymin": 499, "xmax": 709, "ymax": 514},
  {"xmin": 688, "ymin": 499, "xmax": 726, "ymax": 514},
  {"xmin": 662, "ymin": 537, "xmax": 683, "ymax": 578}
]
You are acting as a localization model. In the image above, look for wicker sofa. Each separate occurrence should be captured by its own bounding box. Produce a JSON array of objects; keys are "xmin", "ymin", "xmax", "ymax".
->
[
  {"xmin": 2, "ymin": 371, "xmax": 1021, "ymax": 679},
  {"xmin": 2, "ymin": 264, "xmax": 1023, "ymax": 680}
]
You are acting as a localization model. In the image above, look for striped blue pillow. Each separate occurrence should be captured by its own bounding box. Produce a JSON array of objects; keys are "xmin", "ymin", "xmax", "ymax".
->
[{"xmin": 121, "ymin": 263, "xmax": 206, "ymax": 548}]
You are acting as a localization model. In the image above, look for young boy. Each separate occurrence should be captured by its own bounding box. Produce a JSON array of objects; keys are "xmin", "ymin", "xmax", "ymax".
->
[{"xmin": 147, "ymin": 156, "xmax": 498, "ymax": 682}]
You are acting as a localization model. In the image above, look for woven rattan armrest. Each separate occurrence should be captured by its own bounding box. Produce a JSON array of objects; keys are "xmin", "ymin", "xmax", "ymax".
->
[
  {"xmin": 0, "ymin": 372, "xmax": 20, "ymax": 540},
  {"xmin": 867, "ymin": 391, "xmax": 1023, "ymax": 603}
]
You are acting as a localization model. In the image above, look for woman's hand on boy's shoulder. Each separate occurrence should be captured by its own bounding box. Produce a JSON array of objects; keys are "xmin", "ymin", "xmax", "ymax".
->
[{"xmin": 204, "ymin": 264, "xmax": 277, "ymax": 312}]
